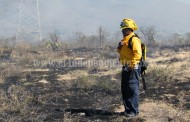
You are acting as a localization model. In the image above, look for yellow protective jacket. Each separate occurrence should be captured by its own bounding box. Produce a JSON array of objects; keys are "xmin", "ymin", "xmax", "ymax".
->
[{"xmin": 117, "ymin": 32, "xmax": 142, "ymax": 68}]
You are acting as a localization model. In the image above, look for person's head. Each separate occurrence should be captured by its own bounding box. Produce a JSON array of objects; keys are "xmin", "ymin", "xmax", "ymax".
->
[
  {"xmin": 120, "ymin": 18, "xmax": 138, "ymax": 36},
  {"xmin": 122, "ymin": 28, "xmax": 133, "ymax": 37}
]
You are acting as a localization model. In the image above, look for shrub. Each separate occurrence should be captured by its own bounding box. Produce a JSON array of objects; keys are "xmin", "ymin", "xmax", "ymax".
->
[
  {"xmin": 74, "ymin": 75, "xmax": 120, "ymax": 95},
  {"xmin": 75, "ymin": 75, "xmax": 97, "ymax": 90},
  {"xmin": 0, "ymin": 63, "xmax": 24, "ymax": 82},
  {"xmin": 147, "ymin": 65, "xmax": 175, "ymax": 88}
]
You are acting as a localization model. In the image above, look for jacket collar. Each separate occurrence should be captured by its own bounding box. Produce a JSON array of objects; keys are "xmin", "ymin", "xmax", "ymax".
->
[{"xmin": 123, "ymin": 32, "xmax": 135, "ymax": 41}]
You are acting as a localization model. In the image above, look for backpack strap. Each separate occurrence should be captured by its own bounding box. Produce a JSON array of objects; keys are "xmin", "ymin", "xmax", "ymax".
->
[
  {"xmin": 128, "ymin": 34, "xmax": 139, "ymax": 50},
  {"xmin": 128, "ymin": 34, "xmax": 144, "ymax": 62}
]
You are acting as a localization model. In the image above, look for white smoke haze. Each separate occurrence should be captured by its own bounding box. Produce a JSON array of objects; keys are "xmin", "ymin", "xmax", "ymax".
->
[{"xmin": 0, "ymin": 0, "xmax": 190, "ymax": 39}]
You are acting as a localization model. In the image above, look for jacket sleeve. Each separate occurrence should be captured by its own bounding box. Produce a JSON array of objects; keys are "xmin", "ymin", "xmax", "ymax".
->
[{"xmin": 131, "ymin": 37, "xmax": 142, "ymax": 68}]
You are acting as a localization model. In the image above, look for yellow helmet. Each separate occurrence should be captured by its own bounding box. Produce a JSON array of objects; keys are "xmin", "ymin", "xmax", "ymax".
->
[{"xmin": 120, "ymin": 18, "xmax": 138, "ymax": 31}]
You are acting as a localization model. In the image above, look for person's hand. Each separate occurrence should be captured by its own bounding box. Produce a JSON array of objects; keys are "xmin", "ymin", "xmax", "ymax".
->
[
  {"xmin": 117, "ymin": 41, "xmax": 125, "ymax": 49},
  {"xmin": 120, "ymin": 41, "xmax": 125, "ymax": 45}
]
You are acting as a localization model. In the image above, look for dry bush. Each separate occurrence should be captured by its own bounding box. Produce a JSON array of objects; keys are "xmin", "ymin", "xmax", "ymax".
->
[
  {"xmin": 0, "ymin": 85, "xmax": 46, "ymax": 122},
  {"xmin": 74, "ymin": 75, "xmax": 120, "ymax": 95},
  {"xmin": 0, "ymin": 47, "xmax": 12, "ymax": 59},
  {"xmin": 100, "ymin": 50, "xmax": 118, "ymax": 59},
  {"xmin": 63, "ymin": 112, "xmax": 74, "ymax": 122},
  {"xmin": 0, "ymin": 38, "xmax": 14, "ymax": 59},
  {"xmin": 147, "ymin": 65, "xmax": 175, "ymax": 88},
  {"xmin": 140, "ymin": 101, "xmax": 189, "ymax": 122},
  {"xmin": 11, "ymin": 41, "xmax": 38, "ymax": 67},
  {"xmin": 96, "ymin": 76, "xmax": 120, "ymax": 94},
  {"xmin": 0, "ymin": 63, "xmax": 24, "ymax": 82},
  {"xmin": 75, "ymin": 75, "xmax": 97, "ymax": 90},
  {"xmin": 13, "ymin": 41, "xmax": 32, "ymax": 56},
  {"xmin": 145, "ymin": 65, "xmax": 175, "ymax": 101},
  {"xmin": 12, "ymin": 42, "xmax": 66, "ymax": 68},
  {"xmin": 0, "ymin": 85, "xmax": 31, "ymax": 112}
]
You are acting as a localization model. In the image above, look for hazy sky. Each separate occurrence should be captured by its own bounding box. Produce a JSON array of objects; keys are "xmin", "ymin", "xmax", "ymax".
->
[
  {"xmin": 0, "ymin": 0, "xmax": 190, "ymax": 38},
  {"xmin": 176, "ymin": 0, "xmax": 190, "ymax": 5}
]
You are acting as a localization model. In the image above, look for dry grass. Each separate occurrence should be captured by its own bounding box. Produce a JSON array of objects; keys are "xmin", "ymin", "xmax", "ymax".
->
[
  {"xmin": 0, "ymin": 43, "xmax": 190, "ymax": 121},
  {"xmin": 0, "ymin": 85, "xmax": 47, "ymax": 122},
  {"xmin": 140, "ymin": 101, "xmax": 189, "ymax": 122},
  {"xmin": 0, "ymin": 62, "xmax": 24, "ymax": 83}
]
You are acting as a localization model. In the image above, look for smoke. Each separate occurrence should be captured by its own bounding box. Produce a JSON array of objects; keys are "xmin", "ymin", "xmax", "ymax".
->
[
  {"xmin": 0, "ymin": 0, "xmax": 190, "ymax": 38},
  {"xmin": 39, "ymin": 0, "xmax": 124, "ymax": 34},
  {"xmin": 0, "ymin": 0, "xmax": 19, "ymax": 36}
]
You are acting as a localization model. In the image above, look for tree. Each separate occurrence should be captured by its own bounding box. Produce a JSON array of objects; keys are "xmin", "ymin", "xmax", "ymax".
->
[
  {"xmin": 170, "ymin": 33, "xmax": 184, "ymax": 46},
  {"xmin": 0, "ymin": 37, "xmax": 14, "ymax": 59},
  {"xmin": 140, "ymin": 26, "xmax": 156, "ymax": 45},
  {"xmin": 75, "ymin": 31, "xmax": 86, "ymax": 48},
  {"xmin": 86, "ymin": 35, "xmax": 97, "ymax": 48},
  {"xmin": 47, "ymin": 32, "xmax": 60, "ymax": 52},
  {"xmin": 97, "ymin": 26, "xmax": 110, "ymax": 48},
  {"xmin": 184, "ymin": 33, "xmax": 190, "ymax": 45}
]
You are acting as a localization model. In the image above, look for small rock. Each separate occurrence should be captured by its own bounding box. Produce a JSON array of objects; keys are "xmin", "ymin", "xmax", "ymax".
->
[{"xmin": 38, "ymin": 79, "xmax": 49, "ymax": 84}]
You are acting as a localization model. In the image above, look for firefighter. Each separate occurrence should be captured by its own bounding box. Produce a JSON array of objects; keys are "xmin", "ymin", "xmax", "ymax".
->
[{"xmin": 117, "ymin": 18, "xmax": 142, "ymax": 117}]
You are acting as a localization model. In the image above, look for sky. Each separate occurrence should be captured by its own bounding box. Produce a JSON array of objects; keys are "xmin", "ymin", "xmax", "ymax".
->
[{"xmin": 0, "ymin": 0, "xmax": 190, "ymax": 39}]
